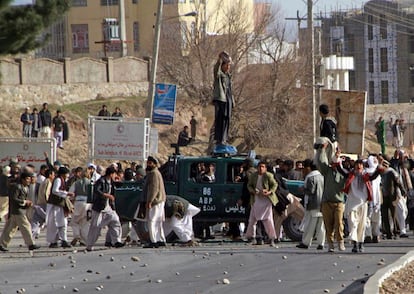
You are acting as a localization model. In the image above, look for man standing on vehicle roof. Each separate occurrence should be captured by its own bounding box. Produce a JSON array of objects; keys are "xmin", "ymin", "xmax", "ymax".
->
[
  {"xmin": 143, "ymin": 156, "xmax": 167, "ymax": 248},
  {"xmin": 245, "ymin": 161, "xmax": 278, "ymax": 247},
  {"xmin": 212, "ymin": 51, "xmax": 234, "ymax": 145}
]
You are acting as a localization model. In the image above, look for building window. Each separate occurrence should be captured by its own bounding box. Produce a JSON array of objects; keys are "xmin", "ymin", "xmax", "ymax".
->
[
  {"xmin": 72, "ymin": 0, "xmax": 87, "ymax": 6},
  {"xmin": 178, "ymin": 0, "xmax": 186, "ymax": 3},
  {"xmin": 381, "ymin": 80, "xmax": 388, "ymax": 103},
  {"xmin": 410, "ymin": 65, "xmax": 414, "ymax": 87},
  {"xmin": 103, "ymin": 18, "xmax": 121, "ymax": 52},
  {"xmin": 101, "ymin": 0, "xmax": 118, "ymax": 5},
  {"xmin": 347, "ymin": 34, "xmax": 354, "ymax": 55},
  {"xmin": 132, "ymin": 0, "xmax": 137, "ymax": 3},
  {"xmin": 163, "ymin": 0, "xmax": 174, "ymax": 3},
  {"xmin": 380, "ymin": 48, "xmax": 388, "ymax": 72},
  {"xmin": 71, "ymin": 24, "xmax": 89, "ymax": 53},
  {"xmin": 181, "ymin": 21, "xmax": 188, "ymax": 49},
  {"xmin": 133, "ymin": 22, "xmax": 140, "ymax": 52},
  {"xmin": 190, "ymin": 21, "xmax": 196, "ymax": 42},
  {"xmin": 369, "ymin": 81, "xmax": 375, "ymax": 104},
  {"xmin": 410, "ymin": 31, "xmax": 414, "ymax": 53},
  {"xmin": 380, "ymin": 14, "xmax": 387, "ymax": 39},
  {"xmin": 368, "ymin": 48, "xmax": 374, "ymax": 73},
  {"xmin": 367, "ymin": 15, "xmax": 373, "ymax": 40}
]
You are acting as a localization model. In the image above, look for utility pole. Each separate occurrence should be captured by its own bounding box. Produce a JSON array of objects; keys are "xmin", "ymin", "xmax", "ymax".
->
[
  {"xmin": 308, "ymin": 0, "xmax": 317, "ymax": 148},
  {"xmin": 146, "ymin": 0, "xmax": 163, "ymax": 120},
  {"xmin": 119, "ymin": 0, "xmax": 127, "ymax": 57}
]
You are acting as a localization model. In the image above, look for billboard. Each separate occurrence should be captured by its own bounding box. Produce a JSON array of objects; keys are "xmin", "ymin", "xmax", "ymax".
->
[
  {"xmin": 0, "ymin": 137, "xmax": 56, "ymax": 172},
  {"xmin": 152, "ymin": 83, "xmax": 177, "ymax": 125},
  {"xmin": 321, "ymin": 89, "xmax": 367, "ymax": 155},
  {"xmin": 88, "ymin": 116, "xmax": 150, "ymax": 162}
]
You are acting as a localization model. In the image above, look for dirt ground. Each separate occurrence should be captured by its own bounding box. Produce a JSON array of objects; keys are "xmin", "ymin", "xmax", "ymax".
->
[{"xmin": 380, "ymin": 261, "xmax": 414, "ymax": 294}]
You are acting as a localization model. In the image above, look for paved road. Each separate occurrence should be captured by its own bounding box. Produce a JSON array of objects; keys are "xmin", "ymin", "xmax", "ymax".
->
[{"xmin": 0, "ymin": 224, "xmax": 413, "ymax": 294}]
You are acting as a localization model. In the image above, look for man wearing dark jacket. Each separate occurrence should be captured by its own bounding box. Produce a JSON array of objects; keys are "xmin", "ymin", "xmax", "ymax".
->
[
  {"xmin": 86, "ymin": 166, "xmax": 123, "ymax": 251},
  {"xmin": 39, "ymin": 103, "xmax": 52, "ymax": 138},
  {"xmin": 319, "ymin": 104, "xmax": 337, "ymax": 143},
  {"xmin": 0, "ymin": 172, "xmax": 40, "ymax": 252}
]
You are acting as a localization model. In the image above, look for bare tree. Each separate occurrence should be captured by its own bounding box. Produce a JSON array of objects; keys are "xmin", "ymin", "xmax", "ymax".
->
[{"xmin": 158, "ymin": 1, "xmax": 312, "ymax": 157}]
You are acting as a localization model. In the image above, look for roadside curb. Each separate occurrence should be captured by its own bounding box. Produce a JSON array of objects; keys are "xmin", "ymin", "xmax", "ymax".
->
[{"xmin": 364, "ymin": 250, "xmax": 414, "ymax": 293}]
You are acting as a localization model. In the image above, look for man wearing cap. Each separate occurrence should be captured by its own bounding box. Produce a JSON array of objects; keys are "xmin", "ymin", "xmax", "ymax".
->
[
  {"xmin": 87, "ymin": 163, "xmax": 101, "ymax": 183},
  {"xmin": 0, "ymin": 172, "xmax": 41, "ymax": 252},
  {"xmin": 339, "ymin": 159, "xmax": 381, "ymax": 253},
  {"xmin": 20, "ymin": 107, "xmax": 33, "ymax": 138},
  {"xmin": 212, "ymin": 51, "xmax": 234, "ymax": 145},
  {"xmin": 86, "ymin": 166, "xmax": 124, "ymax": 251},
  {"xmin": 46, "ymin": 166, "xmax": 74, "ymax": 248},
  {"xmin": 143, "ymin": 156, "xmax": 167, "ymax": 248}
]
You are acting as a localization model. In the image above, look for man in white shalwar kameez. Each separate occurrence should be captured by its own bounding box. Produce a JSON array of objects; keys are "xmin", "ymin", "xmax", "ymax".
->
[
  {"xmin": 297, "ymin": 159, "xmax": 325, "ymax": 250},
  {"xmin": 163, "ymin": 195, "xmax": 200, "ymax": 245},
  {"xmin": 86, "ymin": 166, "xmax": 124, "ymax": 251},
  {"xmin": 340, "ymin": 159, "xmax": 380, "ymax": 253},
  {"xmin": 46, "ymin": 166, "xmax": 74, "ymax": 248},
  {"xmin": 364, "ymin": 155, "xmax": 382, "ymax": 243},
  {"xmin": 245, "ymin": 161, "xmax": 278, "ymax": 247}
]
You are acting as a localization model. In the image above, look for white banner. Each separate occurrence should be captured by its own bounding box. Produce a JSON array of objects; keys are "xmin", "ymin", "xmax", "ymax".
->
[
  {"xmin": 0, "ymin": 137, "xmax": 56, "ymax": 172},
  {"xmin": 89, "ymin": 117, "xmax": 149, "ymax": 162}
]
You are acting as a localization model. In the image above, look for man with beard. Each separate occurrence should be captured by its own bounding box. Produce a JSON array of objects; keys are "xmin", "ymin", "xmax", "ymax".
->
[{"xmin": 143, "ymin": 156, "xmax": 167, "ymax": 248}]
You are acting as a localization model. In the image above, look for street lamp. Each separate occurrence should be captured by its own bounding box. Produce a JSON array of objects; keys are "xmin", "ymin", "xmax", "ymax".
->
[{"xmin": 145, "ymin": 0, "xmax": 197, "ymax": 120}]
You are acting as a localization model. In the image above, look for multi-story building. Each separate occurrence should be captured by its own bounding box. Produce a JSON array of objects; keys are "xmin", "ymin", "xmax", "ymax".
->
[
  {"xmin": 36, "ymin": 0, "xmax": 255, "ymax": 60},
  {"xmin": 319, "ymin": 0, "xmax": 414, "ymax": 104},
  {"xmin": 37, "ymin": 0, "xmax": 158, "ymax": 59}
]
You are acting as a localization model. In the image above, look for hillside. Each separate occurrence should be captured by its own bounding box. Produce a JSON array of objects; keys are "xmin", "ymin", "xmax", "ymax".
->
[
  {"xmin": 0, "ymin": 96, "xmax": 209, "ymax": 168},
  {"xmin": 0, "ymin": 96, "xmax": 397, "ymax": 169}
]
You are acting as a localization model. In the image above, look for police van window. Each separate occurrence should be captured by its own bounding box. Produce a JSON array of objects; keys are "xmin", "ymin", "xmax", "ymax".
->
[
  {"xmin": 227, "ymin": 163, "xmax": 243, "ymax": 183},
  {"xmin": 189, "ymin": 162, "xmax": 206, "ymax": 183},
  {"xmin": 201, "ymin": 163, "xmax": 216, "ymax": 183}
]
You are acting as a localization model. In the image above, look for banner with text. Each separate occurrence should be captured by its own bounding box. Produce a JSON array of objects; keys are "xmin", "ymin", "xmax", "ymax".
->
[
  {"xmin": 152, "ymin": 83, "xmax": 177, "ymax": 125},
  {"xmin": 89, "ymin": 117, "xmax": 149, "ymax": 162}
]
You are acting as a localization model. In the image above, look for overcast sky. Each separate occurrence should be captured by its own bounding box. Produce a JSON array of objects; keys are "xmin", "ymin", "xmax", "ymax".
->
[{"xmin": 275, "ymin": 0, "xmax": 366, "ymax": 18}]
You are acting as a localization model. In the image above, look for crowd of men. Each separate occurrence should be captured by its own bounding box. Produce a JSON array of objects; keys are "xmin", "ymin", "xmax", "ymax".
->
[{"xmin": 0, "ymin": 153, "xmax": 201, "ymax": 252}]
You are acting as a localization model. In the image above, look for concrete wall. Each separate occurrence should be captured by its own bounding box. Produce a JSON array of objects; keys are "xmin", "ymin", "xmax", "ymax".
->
[{"xmin": 0, "ymin": 56, "xmax": 149, "ymax": 109}]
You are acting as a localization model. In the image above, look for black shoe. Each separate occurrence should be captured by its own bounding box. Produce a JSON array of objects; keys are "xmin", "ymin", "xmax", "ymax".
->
[
  {"xmin": 257, "ymin": 239, "xmax": 264, "ymax": 245},
  {"xmin": 104, "ymin": 242, "xmax": 113, "ymax": 247},
  {"xmin": 49, "ymin": 243, "xmax": 58, "ymax": 248},
  {"xmin": 157, "ymin": 241, "xmax": 166, "ymax": 247},
  {"xmin": 352, "ymin": 241, "xmax": 358, "ymax": 253},
  {"xmin": 61, "ymin": 241, "xmax": 72, "ymax": 248},
  {"xmin": 296, "ymin": 243, "xmax": 309, "ymax": 249},
  {"xmin": 316, "ymin": 245, "xmax": 324, "ymax": 250},
  {"xmin": 0, "ymin": 246, "xmax": 8, "ymax": 252},
  {"xmin": 400, "ymin": 234, "xmax": 409, "ymax": 238},
  {"xmin": 143, "ymin": 242, "xmax": 159, "ymax": 248},
  {"xmin": 28, "ymin": 244, "xmax": 40, "ymax": 250},
  {"xmin": 358, "ymin": 243, "xmax": 364, "ymax": 253},
  {"xmin": 372, "ymin": 236, "xmax": 379, "ymax": 243},
  {"xmin": 364, "ymin": 236, "xmax": 372, "ymax": 243},
  {"xmin": 71, "ymin": 238, "xmax": 80, "ymax": 246},
  {"xmin": 114, "ymin": 242, "xmax": 125, "ymax": 248}
]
